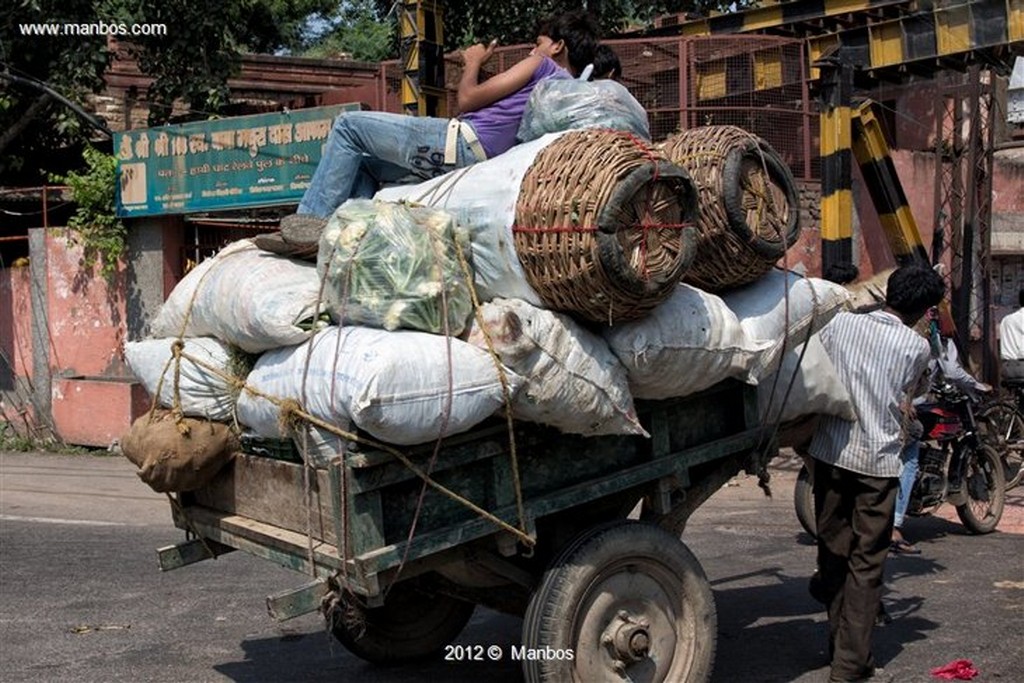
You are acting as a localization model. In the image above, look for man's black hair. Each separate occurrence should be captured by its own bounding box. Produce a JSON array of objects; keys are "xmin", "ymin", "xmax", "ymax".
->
[
  {"xmin": 1018, "ymin": 288, "xmax": 1024, "ymax": 308},
  {"xmin": 536, "ymin": 11, "xmax": 600, "ymax": 76},
  {"xmin": 885, "ymin": 264, "xmax": 945, "ymax": 316},
  {"xmin": 822, "ymin": 262, "xmax": 859, "ymax": 285},
  {"xmin": 591, "ymin": 44, "xmax": 621, "ymax": 80}
]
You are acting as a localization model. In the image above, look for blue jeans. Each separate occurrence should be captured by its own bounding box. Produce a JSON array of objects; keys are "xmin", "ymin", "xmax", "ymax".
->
[
  {"xmin": 298, "ymin": 111, "xmax": 481, "ymax": 218},
  {"xmin": 894, "ymin": 440, "xmax": 919, "ymax": 529}
]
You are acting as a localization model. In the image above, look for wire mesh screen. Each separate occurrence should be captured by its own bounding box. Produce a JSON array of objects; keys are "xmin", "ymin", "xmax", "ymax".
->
[
  {"xmin": 681, "ymin": 36, "xmax": 813, "ymax": 180},
  {"xmin": 381, "ymin": 35, "xmax": 815, "ymax": 181},
  {"xmin": 180, "ymin": 221, "xmax": 272, "ymax": 274}
]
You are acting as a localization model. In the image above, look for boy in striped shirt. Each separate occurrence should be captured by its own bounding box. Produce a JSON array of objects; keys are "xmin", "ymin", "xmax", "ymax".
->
[{"xmin": 809, "ymin": 264, "xmax": 945, "ymax": 683}]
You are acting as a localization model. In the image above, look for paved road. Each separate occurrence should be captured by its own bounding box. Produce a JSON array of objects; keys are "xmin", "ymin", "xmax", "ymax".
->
[{"xmin": 1, "ymin": 451, "xmax": 1021, "ymax": 682}]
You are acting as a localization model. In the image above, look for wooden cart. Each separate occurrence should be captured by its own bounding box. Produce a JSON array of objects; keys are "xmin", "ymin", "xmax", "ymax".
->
[{"xmin": 158, "ymin": 379, "xmax": 774, "ymax": 682}]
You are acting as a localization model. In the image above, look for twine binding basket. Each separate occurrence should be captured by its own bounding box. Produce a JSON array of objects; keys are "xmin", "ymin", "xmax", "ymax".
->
[
  {"xmin": 513, "ymin": 129, "xmax": 699, "ymax": 325},
  {"xmin": 661, "ymin": 126, "xmax": 800, "ymax": 292}
]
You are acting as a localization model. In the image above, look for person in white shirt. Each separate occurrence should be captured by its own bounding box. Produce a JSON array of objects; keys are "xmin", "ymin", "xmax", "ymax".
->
[
  {"xmin": 808, "ymin": 264, "xmax": 945, "ymax": 683},
  {"xmin": 999, "ymin": 289, "xmax": 1024, "ymax": 381}
]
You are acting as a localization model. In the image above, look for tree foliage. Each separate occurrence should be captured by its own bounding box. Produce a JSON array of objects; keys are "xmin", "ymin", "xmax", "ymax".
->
[
  {"xmin": 0, "ymin": 0, "xmax": 334, "ymax": 184},
  {"xmin": 1, "ymin": 0, "xmax": 746, "ymax": 187},
  {"xmin": 0, "ymin": 0, "xmax": 111, "ymax": 181},
  {"xmin": 302, "ymin": 0, "xmax": 396, "ymax": 63},
  {"xmin": 373, "ymin": 1, "xmax": 746, "ymax": 52},
  {"xmin": 50, "ymin": 147, "xmax": 124, "ymax": 279},
  {"xmin": 111, "ymin": 0, "xmax": 337, "ymax": 124}
]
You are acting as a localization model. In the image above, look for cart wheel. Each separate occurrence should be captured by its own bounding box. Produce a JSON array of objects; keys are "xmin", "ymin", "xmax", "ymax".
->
[
  {"xmin": 793, "ymin": 463, "xmax": 817, "ymax": 539},
  {"xmin": 521, "ymin": 520, "xmax": 716, "ymax": 683},
  {"xmin": 330, "ymin": 580, "xmax": 475, "ymax": 665}
]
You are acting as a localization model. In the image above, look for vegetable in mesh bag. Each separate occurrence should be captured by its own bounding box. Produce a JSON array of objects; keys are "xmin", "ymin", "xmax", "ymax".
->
[
  {"xmin": 517, "ymin": 78, "xmax": 651, "ymax": 143},
  {"xmin": 317, "ymin": 199, "xmax": 474, "ymax": 336}
]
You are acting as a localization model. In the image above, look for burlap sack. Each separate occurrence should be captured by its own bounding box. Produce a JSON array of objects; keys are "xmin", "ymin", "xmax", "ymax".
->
[{"xmin": 120, "ymin": 410, "xmax": 238, "ymax": 493}]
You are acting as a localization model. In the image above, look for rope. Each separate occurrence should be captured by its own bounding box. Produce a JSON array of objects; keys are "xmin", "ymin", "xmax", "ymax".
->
[
  {"xmin": 377, "ymin": 197, "xmax": 527, "ymax": 543},
  {"xmin": 387, "ymin": 220, "xmax": 460, "ymax": 597},
  {"xmin": 454, "ymin": 237, "xmax": 527, "ymax": 537},
  {"xmin": 301, "ymin": 241, "xmax": 346, "ymax": 581},
  {"xmin": 159, "ymin": 291, "xmax": 534, "ymax": 549}
]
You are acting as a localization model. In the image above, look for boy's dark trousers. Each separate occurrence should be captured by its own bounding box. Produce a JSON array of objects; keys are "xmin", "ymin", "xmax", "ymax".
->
[{"xmin": 812, "ymin": 459, "xmax": 898, "ymax": 682}]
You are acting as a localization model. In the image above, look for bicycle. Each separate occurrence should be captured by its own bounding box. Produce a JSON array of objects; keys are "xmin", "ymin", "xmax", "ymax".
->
[{"xmin": 977, "ymin": 380, "xmax": 1024, "ymax": 490}]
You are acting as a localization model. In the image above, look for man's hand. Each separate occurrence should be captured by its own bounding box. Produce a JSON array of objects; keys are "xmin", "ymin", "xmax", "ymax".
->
[{"xmin": 461, "ymin": 40, "xmax": 498, "ymax": 67}]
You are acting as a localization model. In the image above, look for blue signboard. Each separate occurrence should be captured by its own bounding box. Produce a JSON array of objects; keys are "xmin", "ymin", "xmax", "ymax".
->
[{"xmin": 114, "ymin": 104, "xmax": 359, "ymax": 217}]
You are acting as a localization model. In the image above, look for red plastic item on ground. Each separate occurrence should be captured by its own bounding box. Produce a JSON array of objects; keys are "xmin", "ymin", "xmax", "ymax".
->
[{"xmin": 931, "ymin": 659, "xmax": 979, "ymax": 680}]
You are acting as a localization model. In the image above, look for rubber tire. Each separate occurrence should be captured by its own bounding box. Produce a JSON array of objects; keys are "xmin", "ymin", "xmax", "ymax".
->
[
  {"xmin": 330, "ymin": 580, "xmax": 476, "ymax": 665},
  {"xmin": 521, "ymin": 520, "xmax": 717, "ymax": 683},
  {"xmin": 793, "ymin": 464, "xmax": 817, "ymax": 539},
  {"xmin": 955, "ymin": 443, "xmax": 1006, "ymax": 534},
  {"xmin": 978, "ymin": 401, "xmax": 1024, "ymax": 490},
  {"xmin": 721, "ymin": 141, "xmax": 800, "ymax": 260}
]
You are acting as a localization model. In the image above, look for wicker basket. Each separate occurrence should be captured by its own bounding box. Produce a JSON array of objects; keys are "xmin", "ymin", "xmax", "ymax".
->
[
  {"xmin": 660, "ymin": 126, "xmax": 800, "ymax": 292},
  {"xmin": 513, "ymin": 129, "xmax": 699, "ymax": 325}
]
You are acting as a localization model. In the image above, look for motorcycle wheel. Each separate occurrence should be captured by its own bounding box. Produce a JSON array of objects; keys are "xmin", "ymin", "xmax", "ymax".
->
[
  {"xmin": 955, "ymin": 443, "xmax": 1006, "ymax": 534},
  {"xmin": 978, "ymin": 401, "xmax": 1024, "ymax": 490},
  {"xmin": 793, "ymin": 464, "xmax": 816, "ymax": 539}
]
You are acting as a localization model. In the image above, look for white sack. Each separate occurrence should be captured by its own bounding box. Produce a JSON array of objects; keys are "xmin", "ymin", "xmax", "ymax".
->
[
  {"xmin": 237, "ymin": 326, "xmax": 522, "ymax": 446},
  {"xmin": 603, "ymin": 283, "xmax": 769, "ymax": 400},
  {"xmin": 517, "ymin": 78, "xmax": 651, "ymax": 142},
  {"xmin": 467, "ymin": 298, "xmax": 646, "ymax": 437},
  {"xmin": 375, "ymin": 133, "xmax": 569, "ymax": 305},
  {"xmin": 720, "ymin": 269, "xmax": 851, "ymax": 378},
  {"xmin": 291, "ymin": 424, "xmax": 348, "ymax": 468},
  {"xmin": 124, "ymin": 337, "xmax": 240, "ymax": 421},
  {"xmin": 758, "ymin": 334, "xmax": 856, "ymax": 424},
  {"xmin": 150, "ymin": 240, "xmax": 326, "ymax": 353}
]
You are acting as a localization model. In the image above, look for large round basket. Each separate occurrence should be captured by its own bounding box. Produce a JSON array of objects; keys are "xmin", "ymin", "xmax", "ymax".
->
[
  {"xmin": 513, "ymin": 129, "xmax": 699, "ymax": 325},
  {"xmin": 660, "ymin": 126, "xmax": 800, "ymax": 292}
]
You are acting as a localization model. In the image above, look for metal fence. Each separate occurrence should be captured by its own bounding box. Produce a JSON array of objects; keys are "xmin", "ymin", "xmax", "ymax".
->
[{"xmin": 381, "ymin": 34, "xmax": 817, "ymax": 181}]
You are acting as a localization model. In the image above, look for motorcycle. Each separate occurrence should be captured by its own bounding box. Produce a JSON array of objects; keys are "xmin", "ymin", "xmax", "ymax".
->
[{"xmin": 794, "ymin": 380, "xmax": 1006, "ymax": 538}]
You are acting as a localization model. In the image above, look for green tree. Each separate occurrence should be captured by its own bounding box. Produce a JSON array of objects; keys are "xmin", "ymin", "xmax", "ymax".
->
[
  {"xmin": 108, "ymin": 0, "xmax": 336, "ymax": 125},
  {"xmin": 0, "ymin": 0, "xmax": 111, "ymax": 181},
  {"xmin": 303, "ymin": 0, "xmax": 396, "ymax": 63},
  {"xmin": 373, "ymin": 1, "xmax": 749, "ymax": 52},
  {"xmin": 0, "ymin": 0, "xmax": 335, "ymax": 184},
  {"xmin": 50, "ymin": 147, "xmax": 124, "ymax": 279}
]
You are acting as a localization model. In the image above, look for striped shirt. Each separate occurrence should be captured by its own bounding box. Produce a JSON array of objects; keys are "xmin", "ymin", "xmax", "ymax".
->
[{"xmin": 809, "ymin": 310, "xmax": 932, "ymax": 478}]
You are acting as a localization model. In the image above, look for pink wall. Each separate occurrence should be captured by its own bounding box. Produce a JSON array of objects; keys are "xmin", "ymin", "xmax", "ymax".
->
[
  {"xmin": 0, "ymin": 264, "xmax": 33, "ymax": 379},
  {"xmin": 2, "ymin": 229, "xmax": 148, "ymax": 446},
  {"xmin": 43, "ymin": 229, "xmax": 129, "ymax": 378},
  {"xmin": 993, "ymin": 156, "xmax": 1024, "ymax": 213}
]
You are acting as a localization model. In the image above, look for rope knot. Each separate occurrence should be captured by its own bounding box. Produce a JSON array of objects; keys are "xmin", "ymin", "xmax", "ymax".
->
[{"xmin": 277, "ymin": 398, "xmax": 307, "ymax": 434}]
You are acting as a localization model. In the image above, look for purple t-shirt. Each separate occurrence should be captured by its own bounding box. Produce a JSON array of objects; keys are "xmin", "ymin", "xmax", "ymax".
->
[{"xmin": 461, "ymin": 57, "xmax": 569, "ymax": 158}]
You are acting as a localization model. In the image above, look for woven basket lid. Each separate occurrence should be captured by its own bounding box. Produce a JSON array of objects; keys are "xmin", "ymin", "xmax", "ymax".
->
[
  {"xmin": 514, "ymin": 129, "xmax": 698, "ymax": 325},
  {"xmin": 661, "ymin": 125, "xmax": 800, "ymax": 292}
]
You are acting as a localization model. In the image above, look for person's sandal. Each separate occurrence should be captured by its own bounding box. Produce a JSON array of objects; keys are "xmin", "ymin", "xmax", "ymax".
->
[
  {"xmin": 279, "ymin": 214, "xmax": 328, "ymax": 246},
  {"xmin": 253, "ymin": 232, "xmax": 319, "ymax": 260},
  {"xmin": 890, "ymin": 539, "xmax": 921, "ymax": 555}
]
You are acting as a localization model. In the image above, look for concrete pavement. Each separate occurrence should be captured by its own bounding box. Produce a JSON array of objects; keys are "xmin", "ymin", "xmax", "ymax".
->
[{"xmin": 2, "ymin": 449, "xmax": 1022, "ymax": 683}]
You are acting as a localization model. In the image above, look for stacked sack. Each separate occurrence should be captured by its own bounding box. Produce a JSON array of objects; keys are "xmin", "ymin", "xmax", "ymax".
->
[{"xmin": 123, "ymin": 124, "xmax": 856, "ymax": 492}]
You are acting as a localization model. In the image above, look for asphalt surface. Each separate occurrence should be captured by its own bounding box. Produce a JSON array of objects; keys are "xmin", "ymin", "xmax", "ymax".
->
[{"xmin": 1, "ymin": 450, "xmax": 1021, "ymax": 683}]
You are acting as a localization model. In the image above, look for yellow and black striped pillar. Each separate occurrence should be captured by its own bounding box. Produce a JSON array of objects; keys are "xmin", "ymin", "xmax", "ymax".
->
[
  {"xmin": 818, "ymin": 57, "xmax": 854, "ymax": 274},
  {"xmin": 400, "ymin": 1, "xmax": 446, "ymax": 117},
  {"xmin": 850, "ymin": 101, "xmax": 931, "ymax": 267}
]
